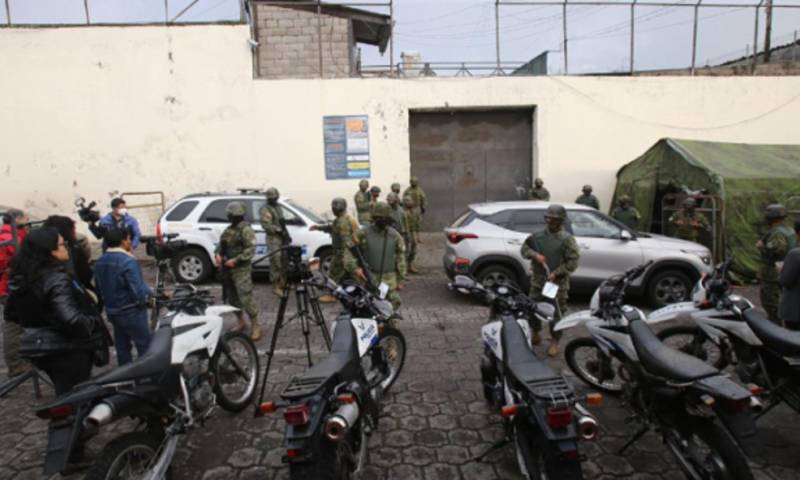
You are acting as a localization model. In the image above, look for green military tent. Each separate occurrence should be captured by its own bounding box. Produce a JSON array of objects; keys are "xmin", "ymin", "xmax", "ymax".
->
[{"xmin": 613, "ymin": 138, "xmax": 800, "ymax": 280}]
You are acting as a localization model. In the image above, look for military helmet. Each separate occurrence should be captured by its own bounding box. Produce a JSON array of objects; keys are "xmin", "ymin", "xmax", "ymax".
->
[
  {"xmin": 372, "ymin": 202, "xmax": 392, "ymax": 220},
  {"xmin": 359, "ymin": 179, "xmax": 369, "ymax": 189},
  {"xmin": 370, "ymin": 186, "xmax": 381, "ymax": 195},
  {"xmin": 265, "ymin": 187, "xmax": 280, "ymax": 200},
  {"xmin": 226, "ymin": 201, "xmax": 247, "ymax": 217},
  {"xmin": 682, "ymin": 197, "xmax": 697, "ymax": 209},
  {"xmin": 331, "ymin": 197, "xmax": 347, "ymax": 214},
  {"xmin": 410, "ymin": 176, "xmax": 419, "ymax": 187},
  {"xmin": 387, "ymin": 192, "xmax": 400, "ymax": 204},
  {"xmin": 619, "ymin": 194, "xmax": 631, "ymax": 204},
  {"xmin": 534, "ymin": 178, "xmax": 544, "ymax": 187},
  {"xmin": 765, "ymin": 203, "xmax": 787, "ymax": 221},
  {"xmin": 544, "ymin": 204, "xmax": 567, "ymax": 220},
  {"xmin": 582, "ymin": 184, "xmax": 593, "ymax": 193},
  {"xmin": 391, "ymin": 182, "xmax": 401, "ymax": 193}
]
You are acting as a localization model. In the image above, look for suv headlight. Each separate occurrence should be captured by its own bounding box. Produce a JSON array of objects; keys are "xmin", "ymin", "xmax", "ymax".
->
[{"xmin": 682, "ymin": 249, "xmax": 711, "ymax": 265}]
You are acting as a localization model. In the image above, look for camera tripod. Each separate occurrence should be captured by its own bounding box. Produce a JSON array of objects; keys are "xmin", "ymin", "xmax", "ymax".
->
[
  {"xmin": 0, "ymin": 367, "xmax": 51, "ymax": 399},
  {"xmin": 253, "ymin": 249, "xmax": 333, "ymax": 417}
]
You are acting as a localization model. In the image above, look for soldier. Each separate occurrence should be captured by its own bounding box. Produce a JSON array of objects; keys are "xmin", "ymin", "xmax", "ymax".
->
[
  {"xmin": 215, "ymin": 202, "xmax": 261, "ymax": 340},
  {"xmin": 403, "ymin": 196, "xmax": 420, "ymax": 274},
  {"xmin": 521, "ymin": 204, "xmax": 580, "ymax": 357},
  {"xmin": 311, "ymin": 198, "xmax": 364, "ymax": 303},
  {"xmin": 611, "ymin": 195, "xmax": 641, "ymax": 230},
  {"xmin": 355, "ymin": 202, "xmax": 406, "ymax": 310},
  {"xmin": 354, "ymin": 179, "xmax": 371, "ymax": 224},
  {"xmin": 669, "ymin": 198, "xmax": 709, "ymax": 242},
  {"xmin": 528, "ymin": 178, "xmax": 551, "ymax": 201},
  {"xmin": 390, "ymin": 182, "xmax": 402, "ymax": 196},
  {"xmin": 757, "ymin": 204, "xmax": 797, "ymax": 323},
  {"xmin": 387, "ymin": 193, "xmax": 409, "ymax": 243},
  {"xmin": 260, "ymin": 187, "xmax": 288, "ymax": 296},
  {"xmin": 404, "ymin": 177, "xmax": 427, "ymax": 243},
  {"xmin": 575, "ymin": 185, "xmax": 600, "ymax": 210}
]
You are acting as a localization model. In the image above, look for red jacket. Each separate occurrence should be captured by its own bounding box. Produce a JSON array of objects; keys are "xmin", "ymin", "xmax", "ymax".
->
[{"xmin": 0, "ymin": 224, "xmax": 27, "ymax": 297}]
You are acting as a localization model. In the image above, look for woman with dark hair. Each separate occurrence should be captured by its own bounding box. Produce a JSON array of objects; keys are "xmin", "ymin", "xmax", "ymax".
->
[
  {"xmin": 5, "ymin": 227, "xmax": 108, "ymax": 394},
  {"xmin": 43, "ymin": 215, "xmax": 94, "ymax": 289}
]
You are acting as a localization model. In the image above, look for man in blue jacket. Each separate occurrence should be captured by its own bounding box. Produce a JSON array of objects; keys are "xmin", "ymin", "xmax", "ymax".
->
[
  {"xmin": 92, "ymin": 198, "xmax": 142, "ymax": 251},
  {"xmin": 94, "ymin": 228, "xmax": 152, "ymax": 365}
]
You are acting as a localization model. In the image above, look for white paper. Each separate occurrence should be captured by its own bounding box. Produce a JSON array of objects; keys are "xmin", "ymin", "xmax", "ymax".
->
[
  {"xmin": 542, "ymin": 282, "xmax": 559, "ymax": 299},
  {"xmin": 378, "ymin": 282, "xmax": 390, "ymax": 300}
]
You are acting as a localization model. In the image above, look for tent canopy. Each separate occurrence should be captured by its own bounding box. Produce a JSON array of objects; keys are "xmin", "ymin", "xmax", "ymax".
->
[{"xmin": 613, "ymin": 138, "xmax": 800, "ymax": 280}]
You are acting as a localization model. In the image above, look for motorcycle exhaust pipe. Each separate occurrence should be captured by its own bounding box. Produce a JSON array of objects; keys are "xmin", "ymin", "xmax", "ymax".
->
[
  {"xmin": 577, "ymin": 415, "xmax": 599, "ymax": 440},
  {"xmin": 749, "ymin": 396, "xmax": 764, "ymax": 414},
  {"xmin": 324, "ymin": 403, "xmax": 360, "ymax": 442},
  {"xmin": 85, "ymin": 403, "xmax": 114, "ymax": 428}
]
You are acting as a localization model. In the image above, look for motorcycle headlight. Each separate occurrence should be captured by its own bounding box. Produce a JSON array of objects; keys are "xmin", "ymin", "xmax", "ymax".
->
[
  {"xmin": 373, "ymin": 299, "xmax": 394, "ymax": 319},
  {"xmin": 683, "ymin": 249, "xmax": 711, "ymax": 265}
]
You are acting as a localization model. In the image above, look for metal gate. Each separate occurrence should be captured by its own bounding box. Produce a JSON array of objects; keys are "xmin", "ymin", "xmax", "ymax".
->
[
  {"xmin": 661, "ymin": 193, "xmax": 724, "ymax": 261},
  {"xmin": 409, "ymin": 109, "xmax": 534, "ymax": 231}
]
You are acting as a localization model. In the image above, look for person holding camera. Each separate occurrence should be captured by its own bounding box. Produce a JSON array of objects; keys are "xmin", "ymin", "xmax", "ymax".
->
[
  {"xmin": 216, "ymin": 202, "xmax": 262, "ymax": 341},
  {"xmin": 5, "ymin": 227, "xmax": 108, "ymax": 394},
  {"xmin": 92, "ymin": 198, "xmax": 142, "ymax": 251},
  {"xmin": 93, "ymin": 228, "xmax": 153, "ymax": 365},
  {"xmin": 1, "ymin": 209, "xmax": 32, "ymax": 378},
  {"xmin": 260, "ymin": 188, "xmax": 290, "ymax": 297}
]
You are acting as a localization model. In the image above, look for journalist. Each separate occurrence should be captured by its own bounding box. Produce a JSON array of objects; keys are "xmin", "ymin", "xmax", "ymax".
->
[
  {"xmin": 5, "ymin": 227, "xmax": 107, "ymax": 395},
  {"xmin": 1, "ymin": 208, "xmax": 31, "ymax": 378},
  {"xmin": 44, "ymin": 215, "xmax": 94, "ymax": 290},
  {"xmin": 94, "ymin": 228, "xmax": 152, "ymax": 365},
  {"xmin": 94, "ymin": 198, "xmax": 142, "ymax": 250}
]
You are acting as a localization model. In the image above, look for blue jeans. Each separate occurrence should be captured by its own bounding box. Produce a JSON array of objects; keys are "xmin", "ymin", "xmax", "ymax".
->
[{"xmin": 109, "ymin": 310, "xmax": 151, "ymax": 366}]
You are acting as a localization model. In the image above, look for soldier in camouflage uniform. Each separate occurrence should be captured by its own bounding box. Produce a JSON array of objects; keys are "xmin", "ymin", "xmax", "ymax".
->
[
  {"xmin": 368, "ymin": 186, "xmax": 382, "ymax": 219},
  {"xmin": 403, "ymin": 195, "xmax": 420, "ymax": 274},
  {"xmin": 355, "ymin": 202, "xmax": 406, "ymax": 310},
  {"xmin": 611, "ymin": 195, "xmax": 641, "ymax": 230},
  {"xmin": 528, "ymin": 178, "xmax": 550, "ymax": 201},
  {"xmin": 215, "ymin": 201, "xmax": 261, "ymax": 340},
  {"xmin": 311, "ymin": 198, "xmax": 364, "ymax": 303},
  {"xmin": 390, "ymin": 182, "xmax": 402, "ymax": 196},
  {"xmin": 757, "ymin": 204, "xmax": 797, "ymax": 323},
  {"xmin": 521, "ymin": 204, "xmax": 580, "ymax": 357},
  {"xmin": 354, "ymin": 179, "xmax": 371, "ymax": 224},
  {"xmin": 260, "ymin": 188, "xmax": 288, "ymax": 296},
  {"xmin": 404, "ymin": 177, "xmax": 427, "ymax": 241},
  {"xmin": 575, "ymin": 185, "xmax": 600, "ymax": 210},
  {"xmin": 387, "ymin": 193, "xmax": 409, "ymax": 243},
  {"xmin": 669, "ymin": 198, "xmax": 709, "ymax": 242}
]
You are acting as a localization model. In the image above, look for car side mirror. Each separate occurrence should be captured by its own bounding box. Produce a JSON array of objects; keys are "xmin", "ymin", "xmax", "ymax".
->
[
  {"xmin": 284, "ymin": 218, "xmax": 304, "ymax": 227},
  {"xmin": 620, "ymin": 230, "xmax": 633, "ymax": 241}
]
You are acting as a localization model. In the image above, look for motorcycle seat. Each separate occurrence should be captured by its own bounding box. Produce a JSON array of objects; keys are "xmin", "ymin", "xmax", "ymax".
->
[
  {"xmin": 282, "ymin": 318, "xmax": 359, "ymax": 399},
  {"xmin": 744, "ymin": 309, "xmax": 800, "ymax": 357},
  {"xmin": 630, "ymin": 320, "xmax": 718, "ymax": 382},
  {"xmin": 501, "ymin": 318, "xmax": 561, "ymax": 385},
  {"xmin": 84, "ymin": 327, "xmax": 173, "ymax": 385}
]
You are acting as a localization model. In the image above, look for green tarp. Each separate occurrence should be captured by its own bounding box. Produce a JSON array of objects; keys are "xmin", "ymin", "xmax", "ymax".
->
[{"xmin": 613, "ymin": 138, "xmax": 800, "ymax": 280}]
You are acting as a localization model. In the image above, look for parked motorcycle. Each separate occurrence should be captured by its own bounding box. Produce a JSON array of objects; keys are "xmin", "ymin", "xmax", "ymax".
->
[
  {"xmin": 651, "ymin": 259, "xmax": 800, "ymax": 416},
  {"xmin": 260, "ymin": 274, "xmax": 406, "ymax": 480},
  {"xmin": 450, "ymin": 275, "xmax": 599, "ymax": 479},
  {"xmin": 557, "ymin": 262, "xmax": 757, "ymax": 480},
  {"xmin": 35, "ymin": 285, "xmax": 259, "ymax": 479}
]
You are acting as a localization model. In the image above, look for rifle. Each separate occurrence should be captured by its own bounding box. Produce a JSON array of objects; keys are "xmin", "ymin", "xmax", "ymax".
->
[
  {"xmin": 278, "ymin": 218, "xmax": 293, "ymax": 246},
  {"xmin": 350, "ymin": 245, "xmax": 378, "ymax": 294},
  {"xmin": 216, "ymin": 240, "xmax": 234, "ymax": 304}
]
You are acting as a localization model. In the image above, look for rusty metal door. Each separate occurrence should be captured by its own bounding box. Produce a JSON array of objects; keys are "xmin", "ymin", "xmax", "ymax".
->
[{"xmin": 409, "ymin": 109, "xmax": 534, "ymax": 231}]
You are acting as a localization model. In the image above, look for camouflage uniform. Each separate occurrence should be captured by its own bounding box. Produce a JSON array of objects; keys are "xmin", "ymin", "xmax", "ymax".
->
[
  {"xmin": 354, "ymin": 182, "xmax": 372, "ymax": 224},
  {"xmin": 611, "ymin": 197, "xmax": 641, "ymax": 230},
  {"xmin": 758, "ymin": 208, "xmax": 797, "ymax": 323},
  {"xmin": 575, "ymin": 192, "xmax": 600, "ymax": 210},
  {"xmin": 356, "ymin": 203, "xmax": 407, "ymax": 310},
  {"xmin": 403, "ymin": 197, "xmax": 420, "ymax": 269},
  {"xmin": 260, "ymin": 189, "xmax": 286, "ymax": 288},
  {"xmin": 319, "ymin": 214, "xmax": 360, "ymax": 284},
  {"xmin": 390, "ymin": 182, "xmax": 402, "ymax": 196},
  {"xmin": 215, "ymin": 218, "xmax": 257, "ymax": 319},
  {"xmin": 528, "ymin": 178, "xmax": 550, "ymax": 201},
  {"xmin": 521, "ymin": 209, "xmax": 580, "ymax": 340},
  {"xmin": 403, "ymin": 178, "xmax": 427, "ymax": 219},
  {"xmin": 669, "ymin": 209, "xmax": 709, "ymax": 242}
]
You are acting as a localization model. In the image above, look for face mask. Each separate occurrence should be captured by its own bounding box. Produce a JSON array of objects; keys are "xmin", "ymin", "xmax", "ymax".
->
[
  {"xmin": 374, "ymin": 219, "xmax": 389, "ymax": 229},
  {"xmin": 268, "ymin": 198, "xmax": 278, "ymax": 206},
  {"xmin": 228, "ymin": 214, "xmax": 244, "ymax": 224},
  {"xmin": 117, "ymin": 208, "xmax": 128, "ymax": 216},
  {"xmin": 546, "ymin": 219, "xmax": 562, "ymax": 231}
]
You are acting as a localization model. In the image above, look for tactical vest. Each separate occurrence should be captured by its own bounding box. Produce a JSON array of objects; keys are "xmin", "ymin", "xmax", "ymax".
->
[
  {"xmin": 762, "ymin": 224, "xmax": 797, "ymax": 263},
  {"xmin": 364, "ymin": 226, "xmax": 397, "ymax": 274},
  {"xmin": 531, "ymin": 230, "xmax": 567, "ymax": 272},
  {"xmin": 331, "ymin": 215, "xmax": 357, "ymax": 251},
  {"xmin": 356, "ymin": 191, "xmax": 371, "ymax": 212},
  {"xmin": 220, "ymin": 223, "xmax": 252, "ymax": 270},
  {"xmin": 390, "ymin": 207, "xmax": 405, "ymax": 234}
]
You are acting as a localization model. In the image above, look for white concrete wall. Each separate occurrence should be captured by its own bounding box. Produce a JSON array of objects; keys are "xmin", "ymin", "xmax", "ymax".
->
[{"xmin": 2, "ymin": 24, "xmax": 800, "ymax": 231}]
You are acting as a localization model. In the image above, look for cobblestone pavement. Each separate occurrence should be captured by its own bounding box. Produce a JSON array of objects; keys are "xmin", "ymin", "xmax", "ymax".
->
[{"xmin": 1, "ymin": 234, "xmax": 799, "ymax": 479}]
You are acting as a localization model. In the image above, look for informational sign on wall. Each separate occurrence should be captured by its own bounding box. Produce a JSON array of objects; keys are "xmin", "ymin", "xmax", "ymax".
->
[{"xmin": 323, "ymin": 115, "xmax": 370, "ymax": 180}]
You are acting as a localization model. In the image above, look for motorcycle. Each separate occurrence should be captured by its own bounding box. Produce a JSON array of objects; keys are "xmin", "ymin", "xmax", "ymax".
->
[
  {"xmin": 557, "ymin": 262, "xmax": 758, "ymax": 480},
  {"xmin": 260, "ymin": 274, "xmax": 406, "ymax": 480},
  {"xmin": 651, "ymin": 259, "xmax": 800, "ymax": 416},
  {"xmin": 35, "ymin": 285, "xmax": 259, "ymax": 479},
  {"xmin": 449, "ymin": 275, "xmax": 599, "ymax": 480}
]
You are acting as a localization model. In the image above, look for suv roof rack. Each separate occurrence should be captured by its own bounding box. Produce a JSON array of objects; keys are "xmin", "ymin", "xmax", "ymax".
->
[{"xmin": 237, "ymin": 188, "xmax": 264, "ymax": 195}]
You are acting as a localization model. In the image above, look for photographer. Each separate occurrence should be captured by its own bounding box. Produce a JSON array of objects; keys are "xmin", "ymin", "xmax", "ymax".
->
[
  {"xmin": 94, "ymin": 228, "xmax": 152, "ymax": 365},
  {"xmin": 1, "ymin": 209, "xmax": 31, "ymax": 378},
  {"xmin": 44, "ymin": 215, "xmax": 94, "ymax": 290},
  {"xmin": 92, "ymin": 198, "xmax": 142, "ymax": 251}
]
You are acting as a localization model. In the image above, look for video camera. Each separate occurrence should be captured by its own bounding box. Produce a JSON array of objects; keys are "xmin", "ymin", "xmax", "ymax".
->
[
  {"xmin": 75, "ymin": 197, "xmax": 101, "ymax": 224},
  {"xmin": 141, "ymin": 234, "xmax": 188, "ymax": 261},
  {"xmin": 284, "ymin": 245, "xmax": 312, "ymax": 283}
]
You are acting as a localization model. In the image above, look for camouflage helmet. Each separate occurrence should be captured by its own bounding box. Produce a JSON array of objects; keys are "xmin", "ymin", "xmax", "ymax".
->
[
  {"xmin": 226, "ymin": 201, "xmax": 247, "ymax": 217},
  {"xmin": 582, "ymin": 184, "xmax": 593, "ymax": 193},
  {"xmin": 265, "ymin": 187, "xmax": 280, "ymax": 200},
  {"xmin": 765, "ymin": 203, "xmax": 787, "ymax": 221},
  {"xmin": 370, "ymin": 186, "xmax": 381, "ymax": 195},
  {"xmin": 544, "ymin": 204, "xmax": 567, "ymax": 221},
  {"xmin": 534, "ymin": 178, "xmax": 544, "ymax": 187},
  {"xmin": 359, "ymin": 179, "xmax": 369, "ymax": 190},
  {"xmin": 386, "ymin": 192, "xmax": 400, "ymax": 205},
  {"xmin": 331, "ymin": 197, "xmax": 347, "ymax": 215},
  {"xmin": 619, "ymin": 194, "xmax": 631, "ymax": 204},
  {"xmin": 682, "ymin": 197, "xmax": 697, "ymax": 209},
  {"xmin": 403, "ymin": 196, "xmax": 415, "ymax": 208},
  {"xmin": 372, "ymin": 202, "xmax": 392, "ymax": 220},
  {"xmin": 391, "ymin": 182, "xmax": 401, "ymax": 193},
  {"xmin": 410, "ymin": 176, "xmax": 419, "ymax": 187}
]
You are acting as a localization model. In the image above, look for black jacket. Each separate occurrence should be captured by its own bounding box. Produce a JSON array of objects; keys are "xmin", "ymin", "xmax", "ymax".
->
[
  {"xmin": 780, "ymin": 247, "xmax": 800, "ymax": 326},
  {"xmin": 6, "ymin": 265, "xmax": 106, "ymax": 357}
]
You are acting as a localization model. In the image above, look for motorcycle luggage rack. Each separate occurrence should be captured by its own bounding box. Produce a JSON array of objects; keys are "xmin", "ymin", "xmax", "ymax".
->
[
  {"xmin": 526, "ymin": 376, "xmax": 574, "ymax": 404},
  {"xmin": 281, "ymin": 375, "xmax": 327, "ymax": 399}
]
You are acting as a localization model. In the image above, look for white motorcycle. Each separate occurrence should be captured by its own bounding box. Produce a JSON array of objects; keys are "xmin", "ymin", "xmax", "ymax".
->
[{"xmin": 35, "ymin": 285, "xmax": 260, "ymax": 480}]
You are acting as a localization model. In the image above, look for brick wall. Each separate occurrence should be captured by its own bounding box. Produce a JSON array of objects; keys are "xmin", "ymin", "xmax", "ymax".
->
[{"xmin": 255, "ymin": 4, "xmax": 354, "ymax": 79}]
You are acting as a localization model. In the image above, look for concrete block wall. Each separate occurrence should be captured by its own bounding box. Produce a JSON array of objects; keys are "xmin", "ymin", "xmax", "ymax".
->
[{"xmin": 255, "ymin": 4, "xmax": 353, "ymax": 79}]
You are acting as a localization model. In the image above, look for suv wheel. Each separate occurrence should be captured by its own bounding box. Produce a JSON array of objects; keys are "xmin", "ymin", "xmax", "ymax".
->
[
  {"xmin": 477, "ymin": 264, "xmax": 519, "ymax": 289},
  {"xmin": 647, "ymin": 269, "xmax": 692, "ymax": 308},
  {"xmin": 317, "ymin": 248, "xmax": 333, "ymax": 276},
  {"xmin": 173, "ymin": 248, "xmax": 212, "ymax": 284}
]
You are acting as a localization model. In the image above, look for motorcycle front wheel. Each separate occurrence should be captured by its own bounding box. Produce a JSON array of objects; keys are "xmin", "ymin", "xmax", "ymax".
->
[
  {"xmin": 86, "ymin": 432, "xmax": 171, "ymax": 480},
  {"xmin": 375, "ymin": 326, "xmax": 406, "ymax": 393},
  {"xmin": 211, "ymin": 331, "xmax": 260, "ymax": 412},
  {"xmin": 564, "ymin": 337, "xmax": 624, "ymax": 394},
  {"xmin": 666, "ymin": 421, "xmax": 753, "ymax": 480}
]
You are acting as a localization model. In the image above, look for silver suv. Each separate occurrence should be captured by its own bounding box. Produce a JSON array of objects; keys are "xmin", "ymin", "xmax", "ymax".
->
[{"xmin": 443, "ymin": 201, "xmax": 713, "ymax": 307}]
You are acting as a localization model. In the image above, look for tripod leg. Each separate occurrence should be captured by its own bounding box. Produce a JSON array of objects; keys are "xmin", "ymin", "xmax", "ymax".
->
[
  {"xmin": 297, "ymin": 288, "xmax": 314, "ymax": 368},
  {"xmin": 309, "ymin": 289, "xmax": 332, "ymax": 350},
  {"xmin": 0, "ymin": 370, "xmax": 35, "ymax": 399},
  {"xmin": 254, "ymin": 294, "xmax": 289, "ymax": 418}
]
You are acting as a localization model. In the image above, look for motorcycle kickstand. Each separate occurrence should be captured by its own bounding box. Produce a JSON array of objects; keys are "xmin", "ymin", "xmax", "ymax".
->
[
  {"xmin": 618, "ymin": 425, "xmax": 650, "ymax": 455},
  {"xmin": 473, "ymin": 437, "xmax": 510, "ymax": 463}
]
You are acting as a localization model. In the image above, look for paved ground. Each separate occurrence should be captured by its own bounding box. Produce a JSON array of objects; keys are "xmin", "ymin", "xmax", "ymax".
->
[{"xmin": 1, "ymin": 234, "xmax": 799, "ymax": 479}]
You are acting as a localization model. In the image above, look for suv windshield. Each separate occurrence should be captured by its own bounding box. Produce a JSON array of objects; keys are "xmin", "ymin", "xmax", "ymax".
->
[
  {"xmin": 286, "ymin": 200, "xmax": 324, "ymax": 224},
  {"xmin": 567, "ymin": 210, "xmax": 622, "ymax": 239}
]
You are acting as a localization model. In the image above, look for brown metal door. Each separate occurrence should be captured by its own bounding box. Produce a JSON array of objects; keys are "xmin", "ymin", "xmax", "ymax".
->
[{"xmin": 409, "ymin": 109, "xmax": 534, "ymax": 231}]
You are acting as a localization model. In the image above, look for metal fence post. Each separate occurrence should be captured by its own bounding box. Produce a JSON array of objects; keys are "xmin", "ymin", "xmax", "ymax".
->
[
  {"xmin": 317, "ymin": 0, "xmax": 323, "ymax": 78},
  {"xmin": 389, "ymin": 0, "xmax": 394, "ymax": 77},
  {"xmin": 495, "ymin": 0, "xmax": 501, "ymax": 73},
  {"xmin": 164, "ymin": 0, "xmax": 169, "ymax": 24},
  {"xmin": 690, "ymin": 0, "xmax": 702, "ymax": 75},
  {"xmin": 629, "ymin": 0, "xmax": 636, "ymax": 74},
  {"xmin": 4, "ymin": 0, "xmax": 11, "ymax": 25},
  {"xmin": 752, "ymin": 1, "xmax": 763, "ymax": 74},
  {"xmin": 562, "ymin": 0, "xmax": 568, "ymax": 74},
  {"xmin": 83, "ymin": 0, "xmax": 90, "ymax": 24}
]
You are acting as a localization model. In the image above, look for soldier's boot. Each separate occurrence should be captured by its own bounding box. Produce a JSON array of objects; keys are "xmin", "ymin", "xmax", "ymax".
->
[
  {"xmin": 547, "ymin": 339, "xmax": 560, "ymax": 357},
  {"xmin": 318, "ymin": 294, "xmax": 337, "ymax": 304},
  {"xmin": 408, "ymin": 265, "xmax": 419, "ymax": 274},
  {"xmin": 531, "ymin": 331, "xmax": 542, "ymax": 346},
  {"xmin": 231, "ymin": 313, "xmax": 249, "ymax": 333},
  {"xmin": 250, "ymin": 318, "xmax": 263, "ymax": 342}
]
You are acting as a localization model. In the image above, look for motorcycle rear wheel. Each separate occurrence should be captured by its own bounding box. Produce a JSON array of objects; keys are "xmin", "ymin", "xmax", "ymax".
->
[
  {"xmin": 86, "ymin": 432, "xmax": 172, "ymax": 480},
  {"xmin": 212, "ymin": 331, "xmax": 260, "ymax": 412},
  {"xmin": 288, "ymin": 435, "xmax": 354, "ymax": 480},
  {"xmin": 564, "ymin": 337, "xmax": 624, "ymax": 394},
  {"xmin": 667, "ymin": 421, "xmax": 753, "ymax": 480}
]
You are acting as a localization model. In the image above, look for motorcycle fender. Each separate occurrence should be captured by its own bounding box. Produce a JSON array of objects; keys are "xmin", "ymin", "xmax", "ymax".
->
[
  {"xmin": 171, "ymin": 314, "xmax": 224, "ymax": 363},
  {"xmin": 696, "ymin": 320, "xmax": 726, "ymax": 346},
  {"xmin": 647, "ymin": 302, "xmax": 697, "ymax": 324},
  {"xmin": 482, "ymin": 321, "xmax": 503, "ymax": 361},
  {"xmin": 205, "ymin": 305, "xmax": 239, "ymax": 317},
  {"xmin": 554, "ymin": 310, "xmax": 597, "ymax": 332},
  {"xmin": 702, "ymin": 317, "xmax": 763, "ymax": 346},
  {"xmin": 716, "ymin": 410, "xmax": 758, "ymax": 447},
  {"xmin": 517, "ymin": 319, "xmax": 533, "ymax": 347},
  {"xmin": 350, "ymin": 318, "xmax": 379, "ymax": 358},
  {"xmin": 43, "ymin": 415, "xmax": 82, "ymax": 475}
]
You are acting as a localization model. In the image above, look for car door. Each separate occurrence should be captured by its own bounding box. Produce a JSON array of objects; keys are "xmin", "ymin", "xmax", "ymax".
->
[{"xmin": 566, "ymin": 209, "xmax": 644, "ymax": 290}]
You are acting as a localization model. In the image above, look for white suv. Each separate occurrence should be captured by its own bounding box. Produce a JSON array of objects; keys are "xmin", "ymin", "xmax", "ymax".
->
[
  {"xmin": 443, "ymin": 201, "xmax": 713, "ymax": 308},
  {"xmin": 157, "ymin": 192, "xmax": 332, "ymax": 283}
]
